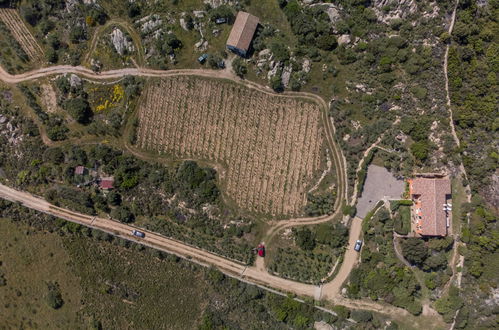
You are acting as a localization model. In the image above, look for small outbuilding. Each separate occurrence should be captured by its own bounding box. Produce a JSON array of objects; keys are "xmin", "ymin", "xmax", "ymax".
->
[
  {"xmin": 99, "ymin": 177, "xmax": 115, "ymax": 190},
  {"xmin": 226, "ymin": 11, "xmax": 259, "ymax": 57},
  {"xmin": 74, "ymin": 166, "xmax": 86, "ymax": 175}
]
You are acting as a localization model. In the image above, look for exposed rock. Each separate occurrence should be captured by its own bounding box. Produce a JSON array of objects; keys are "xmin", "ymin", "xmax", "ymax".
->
[
  {"xmin": 314, "ymin": 321, "xmax": 334, "ymax": 330},
  {"xmin": 338, "ymin": 34, "xmax": 351, "ymax": 45},
  {"xmin": 267, "ymin": 61, "xmax": 281, "ymax": 80},
  {"xmin": 258, "ymin": 49, "xmax": 271, "ymax": 58},
  {"xmin": 65, "ymin": 0, "xmax": 79, "ymax": 12},
  {"xmin": 110, "ymin": 28, "xmax": 134, "ymax": 56},
  {"xmin": 281, "ymin": 65, "xmax": 292, "ymax": 88},
  {"xmin": 195, "ymin": 39, "xmax": 208, "ymax": 51},
  {"xmin": 212, "ymin": 29, "xmax": 220, "ymax": 36},
  {"xmin": 69, "ymin": 74, "xmax": 82, "ymax": 88},
  {"xmin": 179, "ymin": 18, "xmax": 189, "ymax": 31},
  {"xmin": 83, "ymin": 0, "xmax": 96, "ymax": 4},
  {"xmin": 0, "ymin": 115, "xmax": 6, "ymax": 124},
  {"xmin": 204, "ymin": 0, "xmax": 236, "ymax": 8},
  {"xmin": 139, "ymin": 15, "xmax": 162, "ymax": 34},
  {"xmin": 193, "ymin": 11, "xmax": 205, "ymax": 18},
  {"xmin": 326, "ymin": 7, "xmax": 341, "ymax": 24},
  {"xmin": 372, "ymin": 0, "xmax": 418, "ymax": 24},
  {"xmin": 302, "ymin": 59, "xmax": 311, "ymax": 73}
]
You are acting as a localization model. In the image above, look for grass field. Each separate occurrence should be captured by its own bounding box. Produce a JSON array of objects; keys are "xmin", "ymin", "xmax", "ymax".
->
[
  {"xmin": 0, "ymin": 219, "xmax": 83, "ymax": 329},
  {"xmin": 0, "ymin": 218, "xmax": 207, "ymax": 329},
  {"xmin": 135, "ymin": 76, "xmax": 328, "ymax": 217}
]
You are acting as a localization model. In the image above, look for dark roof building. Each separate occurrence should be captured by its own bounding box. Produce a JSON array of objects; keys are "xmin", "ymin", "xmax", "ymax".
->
[
  {"xmin": 409, "ymin": 177, "xmax": 451, "ymax": 237},
  {"xmin": 226, "ymin": 11, "xmax": 259, "ymax": 57}
]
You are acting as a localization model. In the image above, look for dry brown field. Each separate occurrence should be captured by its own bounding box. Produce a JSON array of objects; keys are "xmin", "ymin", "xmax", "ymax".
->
[
  {"xmin": 0, "ymin": 9, "xmax": 43, "ymax": 61},
  {"xmin": 136, "ymin": 77, "xmax": 326, "ymax": 217}
]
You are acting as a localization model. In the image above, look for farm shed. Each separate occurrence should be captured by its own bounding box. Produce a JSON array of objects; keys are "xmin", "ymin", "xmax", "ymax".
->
[
  {"xmin": 99, "ymin": 177, "xmax": 115, "ymax": 190},
  {"xmin": 226, "ymin": 11, "xmax": 259, "ymax": 57},
  {"xmin": 409, "ymin": 177, "xmax": 451, "ymax": 237},
  {"xmin": 74, "ymin": 166, "xmax": 86, "ymax": 175}
]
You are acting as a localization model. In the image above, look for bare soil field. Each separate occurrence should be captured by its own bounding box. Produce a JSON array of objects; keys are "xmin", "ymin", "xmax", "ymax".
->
[
  {"xmin": 0, "ymin": 9, "xmax": 43, "ymax": 62},
  {"xmin": 136, "ymin": 77, "xmax": 326, "ymax": 216}
]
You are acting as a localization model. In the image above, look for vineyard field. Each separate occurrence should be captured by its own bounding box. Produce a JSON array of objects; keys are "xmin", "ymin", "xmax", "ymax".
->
[
  {"xmin": 136, "ymin": 77, "xmax": 328, "ymax": 217},
  {"xmin": 0, "ymin": 9, "xmax": 43, "ymax": 62}
]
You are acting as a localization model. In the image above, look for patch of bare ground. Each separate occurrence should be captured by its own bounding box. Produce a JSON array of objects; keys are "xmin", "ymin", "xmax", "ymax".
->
[
  {"xmin": 39, "ymin": 83, "xmax": 58, "ymax": 113},
  {"xmin": 136, "ymin": 77, "xmax": 325, "ymax": 216}
]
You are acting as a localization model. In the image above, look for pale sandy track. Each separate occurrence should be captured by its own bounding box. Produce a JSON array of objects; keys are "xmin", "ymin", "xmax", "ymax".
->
[{"xmin": 0, "ymin": 64, "xmax": 428, "ymax": 321}]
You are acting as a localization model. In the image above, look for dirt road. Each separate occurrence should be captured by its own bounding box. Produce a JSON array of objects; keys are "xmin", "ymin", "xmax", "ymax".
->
[
  {"xmin": 0, "ymin": 63, "xmax": 396, "ymax": 317},
  {"xmin": 321, "ymin": 217, "xmax": 362, "ymax": 299},
  {"xmin": 1, "ymin": 183, "xmax": 422, "ymax": 319}
]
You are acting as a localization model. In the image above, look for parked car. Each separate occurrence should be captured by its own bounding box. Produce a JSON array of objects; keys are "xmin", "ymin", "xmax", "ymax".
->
[
  {"xmin": 354, "ymin": 240, "xmax": 363, "ymax": 252},
  {"xmin": 257, "ymin": 244, "xmax": 265, "ymax": 257},
  {"xmin": 132, "ymin": 230, "xmax": 145, "ymax": 238},
  {"xmin": 215, "ymin": 18, "xmax": 227, "ymax": 24},
  {"xmin": 198, "ymin": 53, "xmax": 208, "ymax": 63}
]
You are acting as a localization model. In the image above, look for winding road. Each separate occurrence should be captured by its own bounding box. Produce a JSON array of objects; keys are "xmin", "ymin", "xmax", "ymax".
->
[{"xmin": 0, "ymin": 63, "xmax": 437, "ymax": 325}]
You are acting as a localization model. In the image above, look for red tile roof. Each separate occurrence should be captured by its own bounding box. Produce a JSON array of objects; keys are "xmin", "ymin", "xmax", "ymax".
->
[
  {"xmin": 226, "ymin": 11, "xmax": 259, "ymax": 52},
  {"xmin": 100, "ymin": 177, "xmax": 114, "ymax": 190},
  {"xmin": 410, "ymin": 178, "xmax": 451, "ymax": 236},
  {"xmin": 75, "ymin": 166, "xmax": 85, "ymax": 175}
]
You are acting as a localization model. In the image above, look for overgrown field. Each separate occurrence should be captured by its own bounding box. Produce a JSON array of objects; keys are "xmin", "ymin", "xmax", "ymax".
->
[
  {"xmin": 0, "ymin": 213, "xmax": 365, "ymax": 330},
  {"xmin": 136, "ymin": 77, "xmax": 327, "ymax": 217}
]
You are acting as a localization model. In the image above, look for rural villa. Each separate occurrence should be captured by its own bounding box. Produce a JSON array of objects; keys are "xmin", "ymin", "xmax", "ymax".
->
[
  {"xmin": 226, "ymin": 11, "xmax": 259, "ymax": 57},
  {"xmin": 409, "ymin": 177, "xmax": 452, "ymax": 237}
]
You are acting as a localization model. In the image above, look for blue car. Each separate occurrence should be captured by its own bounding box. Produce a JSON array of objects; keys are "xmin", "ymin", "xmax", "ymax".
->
[
  {"xmin": 132, "ymin": 230, "xmax": 145, "ymax": 238},
  {"xmin": 354, "ymin": 240, "xmax": 363, "ymax": 252},
  {"xmin": 198, "ymin": 54, "xmax": 208, "ymax": 63}
]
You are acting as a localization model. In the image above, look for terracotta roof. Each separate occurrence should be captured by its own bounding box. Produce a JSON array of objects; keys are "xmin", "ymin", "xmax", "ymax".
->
[
  {"xmin": 75, "ymin": 166, "xmax": 85, "ymax": 175},
  {"xmin": 411, "ymin": 178, "xmax": 451, "ymax": 236},
  {"xmin": 100, "ymin": 177, "xmax": 114, "ymax": 190},
  {"xmin": 226, "ymin": 11, "xmax": 259, "ymax": 52}
]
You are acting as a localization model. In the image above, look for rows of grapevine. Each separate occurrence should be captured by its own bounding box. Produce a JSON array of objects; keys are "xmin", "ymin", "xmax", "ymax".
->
[
  {"xmin": 137, "ymin": 77, "xmax": 325, "ymax": 216},
  {"xmin": 0, "ymin": 9, "xmax": 43, "ymax": 61}
]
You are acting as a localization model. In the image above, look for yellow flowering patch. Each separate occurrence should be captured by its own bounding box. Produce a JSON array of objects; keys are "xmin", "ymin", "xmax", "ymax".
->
[{"xmin": 95, "ymin": 84, "xmax": 125, "ymax": 112}]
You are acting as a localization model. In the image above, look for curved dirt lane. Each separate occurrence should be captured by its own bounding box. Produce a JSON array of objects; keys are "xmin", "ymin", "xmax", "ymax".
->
[{"xmin": 0, "ymin": 64, "xmax": 391, "ymax": 318}]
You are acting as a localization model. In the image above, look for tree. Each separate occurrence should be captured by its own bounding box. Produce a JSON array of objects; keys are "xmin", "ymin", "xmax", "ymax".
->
[
  {"xmin": 401, "ymin": 238, "xmax": 428, "ymax": 266},
  {"xmin": 232, "ymin": 57, "xmax": 247, "ymax": 77},
  {"xmin": 43, "ymin": 147, "xmax": 64, "ymax": 163},
  {"xmin": 64, "ymin": 98, "xmax": 92, "ymax": 124},
  {"xmin": 70, "ymin": 26, "xmax": 86, "ymax": 44},
  {"xmin": 351, "ymin": 310, "xmax": 373, "ymax": 323},
  {"xmin": 270, "ymin": 42, "xmax": 290, "ymax": 62},
  {"xmin": 127, "ymin": 3, "xmax": 141, "ymax": 18},
  {"xmin": 46, "ymin": 47, "xmax": 58, "ymax": 63},
  {"xmin": 46, "ymin": 282, "xmax": 63, "ymax": 309},
  {"xmin": 294, "ymin": 227, "xmax": 316, "ymax": 251},
  {"xmin": 317, "ymin": 34, "xmax": 337, "ymax": 51},
  {"xmin": 411, "ymin": 141, "xmax": 430, "ymax": 161},
  {"xmin": 270, "ymin": 73, "xmax": 283, "ymax": 92},
  {"xmin": 107, "ymin": 191, "xmax": 122, "ymax": 206},
  {"xmin": 111, "ymin": 206, "xmax": 135, "ymax": 223}
]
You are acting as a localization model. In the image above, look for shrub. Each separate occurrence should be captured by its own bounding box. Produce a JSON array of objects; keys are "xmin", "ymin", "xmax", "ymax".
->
[{"xmin": 46, "ymin": 282, "xmax": 63, "ymax": 309}]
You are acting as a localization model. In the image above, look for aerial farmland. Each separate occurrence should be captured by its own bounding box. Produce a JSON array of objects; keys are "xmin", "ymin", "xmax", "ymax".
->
[{"xmin": 135, "ymin": 76, "xmax": 328, "ymax": 217}]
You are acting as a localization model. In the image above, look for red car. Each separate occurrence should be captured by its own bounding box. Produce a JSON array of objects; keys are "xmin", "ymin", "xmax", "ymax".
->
[{"xmin": 257, "ymin": 244, "xmax": 265, "ymax": 257}]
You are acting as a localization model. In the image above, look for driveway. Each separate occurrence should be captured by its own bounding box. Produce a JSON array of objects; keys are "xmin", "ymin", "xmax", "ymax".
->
[{"xmin": 356, "ymin": 165, "xmax": 404, "ymax": 218}]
